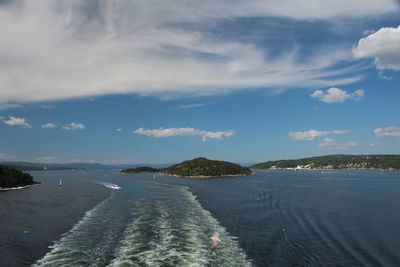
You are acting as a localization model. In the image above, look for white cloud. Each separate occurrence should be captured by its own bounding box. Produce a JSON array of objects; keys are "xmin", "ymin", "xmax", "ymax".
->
[
  {"xmin": 42, "ymin": 122, "xmax": 56, "ymax": 129},
  {"xmin": 289, "ymin": 129, "xmax": 349, "ymax": 141},
  {"xmin": 3, "ymin": 116, "xmax": 31, "ymax": 128},
  {"xmin": 0, "ymin": 103, "xmax": 23, "ymax": 110},
  {"xmin": 36, "ymin": 156, "xmax": 62, "ymax": 163},
  {"xmin": 0, "ymin": 1, "xmax": 391, "ymax": 105},
  {"xmin": 134, "ymin": 127, "xmax": 235, "ymax": 141},
  {"xmin": 115, "ymin": 128, "xmax": 123, "ymax": 132},
  {"xmin": 353, "ymin": 26, "xmax": 400, "ymax": 71},
  {"xmin": 62, "ymin": 122, "xmax": 85, "ymax": 130},
  {"xmin": 379, "ymin": 71, "xmax": 393, "ymax": 80},
  {"xmin": 310, "ymin": 87, "xmax": 364, "ymax": 103},
  {"xmin": 319, "ymin": 138, "xmax": 359, "ymax": 150},
  {"xmin": 179, "ymin": 103, "xmax": 209, "ymax": 109},
  {"xmin": 374, "ymin": 126, "xmax": 400, "ymax": 137}
]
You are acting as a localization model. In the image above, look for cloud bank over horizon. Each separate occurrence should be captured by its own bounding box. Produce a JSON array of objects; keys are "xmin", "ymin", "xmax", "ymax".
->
[{"xmin": 0, "ymin": 0, "xmax": 397, "ymax": 106}]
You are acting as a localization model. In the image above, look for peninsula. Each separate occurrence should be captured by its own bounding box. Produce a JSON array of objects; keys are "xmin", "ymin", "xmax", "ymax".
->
[
  {"xmin": 251, "ymin": 154, "xmax": 400, "ymax": 171},
  {"xmin": 161, "ymin": 157, "xmax": 252, "ymax": 178},
  {"xmin": 0, "ymin": 165, "xmax": 39, "ymax": 189}
]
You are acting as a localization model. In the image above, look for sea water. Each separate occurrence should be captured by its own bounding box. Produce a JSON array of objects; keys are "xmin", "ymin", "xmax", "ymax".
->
[{"xmin": 1, "ymin": 169, "xmax": 400, "ymax": 266}]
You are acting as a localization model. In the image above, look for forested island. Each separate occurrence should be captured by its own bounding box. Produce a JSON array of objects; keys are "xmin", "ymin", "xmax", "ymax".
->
[
  {"xmin": 0, "ymin": 165, "xmax": 39, "ymax": 189},
  {"xmin": 251, "ymin": 154, "xmax": 400, "ymax": 171},
  {"xmin": 121, "ymin": 166, "xmax": 160, "ymax": 174},
  {"xmin": 161, "ymin": 157, "xmax": 252, "ymax": 177}
]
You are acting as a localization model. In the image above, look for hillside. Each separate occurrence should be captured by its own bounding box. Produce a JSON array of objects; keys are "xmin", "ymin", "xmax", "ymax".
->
[
  {"xmin": 162, "ymin": 157, "xmax": 252, "ymax": 177},
  {"xmin": 0, "ymin": 165, "xmax": 39, "ymax": 188},
  {"xmin": 251, "ymin": 154, "xmax": 400, "ymax": 171}
]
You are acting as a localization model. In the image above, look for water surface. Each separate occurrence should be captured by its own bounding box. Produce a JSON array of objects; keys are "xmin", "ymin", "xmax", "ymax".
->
[{"xmin": 1, "ymin": 169, "xmax": 400, "ymax": 266}]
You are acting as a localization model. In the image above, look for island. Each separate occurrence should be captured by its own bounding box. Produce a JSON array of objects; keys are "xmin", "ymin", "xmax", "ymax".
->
[
  {"xmin": 120, "ymin": 166, "xmax": 160, "ymax": 174},
  {"xmin": 161, "ymin": 157, "xmax": 252, "ymax": 178},
  {"xmin": 0, "ymin": 165, "xmax": 40, "ymax": 189},
  {"xmin": 251, "ymin": 154, "xmax": 400, "ymax": 171}
]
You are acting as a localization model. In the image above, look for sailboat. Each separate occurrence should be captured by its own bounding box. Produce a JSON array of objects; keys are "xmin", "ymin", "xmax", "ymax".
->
[{"xmin": 59, "ymin": 179, "xmax": 62, "ymax": 186}]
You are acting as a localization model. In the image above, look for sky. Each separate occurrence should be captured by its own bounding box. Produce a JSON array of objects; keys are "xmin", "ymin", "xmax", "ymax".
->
[{"xmin": 0, "ymin": 0, "xmax": 400, "ymax": 164}]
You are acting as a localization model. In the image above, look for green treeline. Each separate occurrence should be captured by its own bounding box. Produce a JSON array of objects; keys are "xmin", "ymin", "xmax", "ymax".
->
[
  {"xmin": 121, "ymin": 166, "xmax": 160, "ymax": 174},
  {"xmin": 251, "ymin": 154, "xmax": 400, "ymax": 170},
  {"xmin": 162, "ymin": 157, "xmax": 251, "ymax": 177},
  {"xmin": 0, "ymin": 165, "xmax": 37, "ymax": 188}
]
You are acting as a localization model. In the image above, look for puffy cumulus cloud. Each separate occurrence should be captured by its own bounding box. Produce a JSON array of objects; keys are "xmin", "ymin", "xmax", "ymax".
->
[
  {"xmin": 3, "ymin": 116, "xmax": 31, "ymax": 128},
  {"xmin": 318, "ymin": 138, "xmax": 359, "ymax": 150},
  {"xmin": 134, "ymin": 127, "xmax": 235, "ymax": 141},
  {"xmin": 374, "ymin": 126, "xmax": 400, "ymax": 137},
  {"xmin": 62, "ymin": 122, "xmax": 85, "ymax": 130},
  {"xmin": 0, "ymin": 0, "xmax": 390, "ymax": 106},
  {"xmin": 42, "ymin": 122, "xmax": 56, "ymax": 129},
  {"xmin": 289, "ymin": 129, "xmax": 349, "ymax": 141},
  {"xmin": 115, "ymin": 128, "xmax": 123, "ymax": 132},
  {"xmin": 310, "ymin": 87, "xmax": 364, "ymax": 103},
  {"xmin": 353, "ymin": 26, "xmax": 400, "ymax": 71}
]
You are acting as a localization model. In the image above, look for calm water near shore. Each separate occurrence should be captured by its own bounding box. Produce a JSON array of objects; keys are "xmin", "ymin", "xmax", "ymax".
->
[{"xmin": 1, "ymin": 169, "xmax": 400, "ymax": 266}]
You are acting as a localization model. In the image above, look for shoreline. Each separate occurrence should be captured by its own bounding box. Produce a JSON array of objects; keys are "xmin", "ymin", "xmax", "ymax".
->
[
  {"xmin": 256, "ymin": 168, "xmax": 400, "ymax": 172},
  {"xmin": 159, "ymin": 172, "xmax": 255, "ymax": 178},
  {"xmin": 0, "ymin": 182, "xmax": 40, "ymax": 191}
]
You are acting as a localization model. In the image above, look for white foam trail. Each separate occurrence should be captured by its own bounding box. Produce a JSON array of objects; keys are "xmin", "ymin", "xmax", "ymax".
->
[
  {"xmin": 0, "ymin": 184, "xmax": 39, "ymax": 191},
  {"xmin": 99, "ymin": 182, "xmax": 121, "ymax": 190},
  {"xmin": 109, "ymin": 186, "xmax": 252, "ymax": 267},
  {"xmin": 33, "ymin": 196, "xmax": 112, "ymax": 267}
]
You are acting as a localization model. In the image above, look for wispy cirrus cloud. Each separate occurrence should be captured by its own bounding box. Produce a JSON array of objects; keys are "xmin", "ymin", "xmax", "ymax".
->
[
  {"xmin": 374, "ymin": 126, "xmax": 400, "ymax": 137},
  {"xmin": 0, "ymin": 0, "xmax": 395, "ymax": 106},
  {"xmin": 318, "ymin": 138, "xmax": 358, "ymax": 150},
  {"xmin": 134, "ymin": 127, "xmax": 235, "ymax": 141},
  {"xmin": 310, "ymin": 87, "xmax": 364, "ymax": 103},
  {"xmin": 62, "ymin": 122, "xmax": 85, "ymax": 131},
  {"xmin": 289, "ymin": 129, "xmax": 349, "ymax": 141},
  {"xmin": 3, "ymin": 116, "xmax": 31, "ymax": 128}
]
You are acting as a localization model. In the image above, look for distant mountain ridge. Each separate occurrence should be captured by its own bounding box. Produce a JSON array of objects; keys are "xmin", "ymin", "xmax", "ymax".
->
[{"xmin": 251, "ymin": 154, "xmax": 400, "ymax": 171}]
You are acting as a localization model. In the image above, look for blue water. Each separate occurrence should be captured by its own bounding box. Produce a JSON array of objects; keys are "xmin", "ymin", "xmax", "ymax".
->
[{"xmin": 1, "ymin": 170, "xmax": 400, "ymax": 266}]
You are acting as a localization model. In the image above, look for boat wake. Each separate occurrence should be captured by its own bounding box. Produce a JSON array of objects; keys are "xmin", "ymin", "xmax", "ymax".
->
[
  {"xmin": 99, "ymin": 182, "xmax": 121, "ymax": 190},
  {"xmin": 34, "ymin": 184, "xmax": 251, "ymax": 266}
]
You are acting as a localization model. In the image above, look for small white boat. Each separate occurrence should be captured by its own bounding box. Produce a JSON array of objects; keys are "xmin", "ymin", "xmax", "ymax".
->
[{"xmin": 59, "ymin": 180, "xmax": 62, "ymax": 186}]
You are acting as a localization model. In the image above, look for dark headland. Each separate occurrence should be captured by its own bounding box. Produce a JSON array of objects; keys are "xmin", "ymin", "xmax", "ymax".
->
[
  {"xmin": 120, "ymin": 166, "xmax": 160, "ymax": 174},
  {"xmin": 0, "ymin": 165, "xmax": 40, "ymax": 189}
]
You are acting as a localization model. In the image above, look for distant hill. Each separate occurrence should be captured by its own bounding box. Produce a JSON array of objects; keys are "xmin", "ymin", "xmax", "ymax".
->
[
  {"xmin": 162, "ymin": 157, "xmax": 252, "ymax": 177},
  {"xmin": 121, "ymin": 166, "xmax": 160, "ymax": 174},
  {"xmin": 0, "ymin": 165, "xmax": 39, "ymax": 188},
  {"xmin": 0, "ymin": 162, "xmax": 171, "ymax": 171},
  {"xmin": 251, "ymin": 154, "xmax": 400, "ymax": 171}
]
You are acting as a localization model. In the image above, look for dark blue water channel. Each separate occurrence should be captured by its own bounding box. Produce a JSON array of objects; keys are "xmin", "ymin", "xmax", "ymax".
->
[{"xmin": 1, "ymin": 169, "xmax": 400, "ymax": 266}]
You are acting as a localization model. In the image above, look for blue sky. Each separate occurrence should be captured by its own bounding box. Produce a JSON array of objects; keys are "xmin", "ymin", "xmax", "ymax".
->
[{"xmin": 0, "ymin": 0, "xmax": 400, "ymax": 164}]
